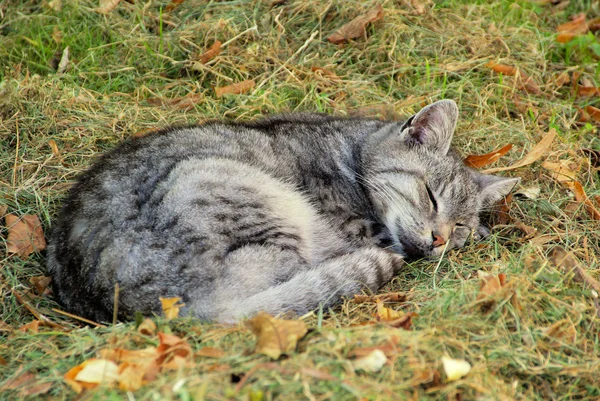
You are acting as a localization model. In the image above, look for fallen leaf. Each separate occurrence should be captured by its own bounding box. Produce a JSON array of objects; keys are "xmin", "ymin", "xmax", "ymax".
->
[
  {"xmin": 48, "ymin": 0, "xmax": 62, "ymax": 11},
  {"xmin": 441, "ymin": 356, "xmax": 471, "ymax": 382},
  {"xmin": 117, "ymin": 363, "xmax": 145, "ymax": 391},
  {"xmin": 197, "ymin": 347, "xmax": 225, "ymax": 358},
  {"xmin": 556, "ymin": 13, "xmax": 588, "ymax": 43},
  {"xmin": 585, "ymin": 105, "xmax": 600, "ymax": 122},
  {"xmin": 1, "ymin": 370, "xmax": 52, "ymax": 397},
  {"xmin": 541, "ymin": 318, "xmax": 577, "ymax": 348},
  {"xmin": 165, "ymin": 0, "xmax": 187, "ymax": 12},
  {"xmin": 580, "ymin": 148, "xmax": 600, "ymax": 168},
  {"xmin": 578, "ymin": 86, "xmax": 600, "ymax": 97},
  {"xmin": 160, "ymin": 297, "xmax": 184, "ymax": 320},
  {"xmin": 156, "ymin": 332, "xmax": 193, "ymax": 369},
  {"xmin": 549, "ymin": 247, "xmax": 600, "ymax": 293},
  {"xmin": 351, "ymin": 349, "xmax": 387, "ymax": 372},
  {"xmin": 311, "ymin": 66, "xmax": 341, "ymax": 81},
  {"xmin": 30, "ymin": 276, "xmax": 52, "ymax": 295},
  {"xmin": 0, "ymin": 204, "xmax": 7, "ymax": 217},
  {"xmin": 327, "ymin": 4, "xmax": 384, "ymax": 44},
  {"xmin": 514, "ymin": 186, "xmax": 541, "ymax": 200},
  {"xmin": 348, "ymin": 338, "xmax": 400, "ymax": 359},
  {"xmin": 403, "ymin": 0, "xmax": 432, "ymax": 15},
  {"xmin": 514, "ymin": 222, "xmax": 537, "ymax": 237},
  {"xmin": 64, "ymin": 359, "xmax": 118, "ymax": 393},
  {"xmin": 52, "ymin": 26, "xmax": 63, "ymax": 44},
  {"xmin": 137, "ymin": 318, "xmax": 157, "ymax": 336},
  {"xmin": 246, "ymin": 312, "xmax": 308, "ymax": 359},
  {"xmin": 464, "ymin": 144, "xmax": 513, "ymax": 168},
  {"xmin": 95, "ymin": 0, "xmax": 121, "ymax": 14},
  {"xmin": 375, "ymin": 299, "xmax": 404, "ymax": 321},
  {"xmin": 483, "ymin": 129, "xmax": 556, "ymax": 174},
  {"xmin": 214, "ymin": 80, "xmax": 255, "ymax": 97},
  {"xmin": 353, "ymin": 292, "xmax": 407, "ymax": 304},
  {"xmin": 57, "ymin": 46, "xmax": 69, "ymax": 74},
  {"xmin": 199, "ymin": 40, "xmax": 222, "ymax": 64},
  {"xmin": 589, "ymin": 17, "xmax": 600, "ymax": 33},
  {"xmin": 19, "ymin": 320, "xmax": 41, "ymax": 333},
  {"xmin": 5, "ymin": 214, "xmax": 47, "ymax": 259},
  {"xmin": 486, "ymin": 62, "xmax": 541, "ymax": 94},
  {"xmin": 542, "ymin": 159, "xmax": 580, "ymax": 183},
  {"xmin": 476, "ymin": 271, "xmax": 506, "ymax": 302},
  {"xmin": 554, "ymin": 71, "xmax": 571, "ymax": 87},
  {"xmin": 564, "ymin": 180, "xmax": 600, "ymax": 221}
]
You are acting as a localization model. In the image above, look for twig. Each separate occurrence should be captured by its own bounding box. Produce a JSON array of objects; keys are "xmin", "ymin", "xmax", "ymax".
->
[
  {"xmin": 12, "ymin": 290, "xmax": 63, "ymax": 329},
  {"xmin": 52, "ymin": 308, "xmax": 107, "ymax": 328},
  {"xmin": 113, "ymin": 283, "xmax": 120, "ymax": 325}
]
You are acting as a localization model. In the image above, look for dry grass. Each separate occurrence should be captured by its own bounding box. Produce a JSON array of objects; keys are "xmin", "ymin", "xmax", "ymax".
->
[{"xmin": 1, "ymin": 0, "xmax": 599, "ymax": 400}]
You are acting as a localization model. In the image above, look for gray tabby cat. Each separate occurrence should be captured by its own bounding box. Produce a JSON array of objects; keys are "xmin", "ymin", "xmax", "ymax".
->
[{"xmin": 47, "ymin": 100, "xmax": 519, "ymax": 323}]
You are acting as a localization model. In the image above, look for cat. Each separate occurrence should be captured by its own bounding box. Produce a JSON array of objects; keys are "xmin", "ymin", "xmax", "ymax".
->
[{"xmin": 47, "ymin": 100, "xmax": 519, "ymax": 323}]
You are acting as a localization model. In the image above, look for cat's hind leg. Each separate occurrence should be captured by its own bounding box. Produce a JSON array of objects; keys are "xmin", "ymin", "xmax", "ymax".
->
[{"xmin": 211, "ymin": 246, "xmax": 403, "ymax": 323}]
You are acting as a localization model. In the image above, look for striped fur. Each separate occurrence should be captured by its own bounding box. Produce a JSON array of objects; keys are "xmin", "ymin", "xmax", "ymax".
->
[{"xmin": 47, "ymin": 100, "xmax": 519, "ymax": 323}]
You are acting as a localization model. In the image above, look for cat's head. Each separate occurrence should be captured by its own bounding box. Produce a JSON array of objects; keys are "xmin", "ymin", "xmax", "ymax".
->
[{"xmin": 363, "ymin": 99, "xmax": 520, "ymax": 259}]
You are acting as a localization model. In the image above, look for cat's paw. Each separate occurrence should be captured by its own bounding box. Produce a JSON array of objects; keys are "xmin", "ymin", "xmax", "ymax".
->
[
  {"xmin": 475, "ymin": 224, "xmax": 490, "ymax": 240},
  {"xmin": 381, "ymin": 248, "xmax": 405, "ymax": 273}
]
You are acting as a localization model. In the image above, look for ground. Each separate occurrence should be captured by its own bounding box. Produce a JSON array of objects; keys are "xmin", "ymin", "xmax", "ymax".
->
[{"xmin": 1, "ymin": 0, "xmax": 599, "ymax": 400}]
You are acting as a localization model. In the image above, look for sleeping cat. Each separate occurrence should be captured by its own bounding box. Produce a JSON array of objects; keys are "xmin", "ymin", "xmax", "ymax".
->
[{"xmin": 47, "ymin": 100, "xmax": 519, "ymax": 323}]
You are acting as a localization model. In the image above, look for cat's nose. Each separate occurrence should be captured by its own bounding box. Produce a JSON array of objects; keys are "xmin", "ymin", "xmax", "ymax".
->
[{"xmin": 432, "ymin": 233, "xmax": 447, "ymax": 247}]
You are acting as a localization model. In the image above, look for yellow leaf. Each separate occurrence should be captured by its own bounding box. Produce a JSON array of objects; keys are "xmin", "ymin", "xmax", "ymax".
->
[
  {"xmin": 483, "ymin": 129, "xmax": 556, "ymax": 174},
  {"xmin": 70, "ymin": 359, "xmax": 118, "ymax": 387},
  {"xmin": 137, "ymin": 318, "xmax": 157, "ymax": 336},
  {"xmin": 542, "ymin": 159, "xmax": 580, "ymax": 183},
  {"xmin": 351, "ymin": 349, "xmax": 387, "ymax": 372},
  {"xmin": 375, "ymin": 299, "xmax": 404, "ymax": 321},
  {"xmin": 246, "ymin": 312, "xmax": 308, "ymax": 359},
  {"xmin": 160, "ymin": 297, "xmax": 184, "ymax": 320},
  {"xmin": 441, "ymin": 356, "xmax": 471, "ymax": 382}
]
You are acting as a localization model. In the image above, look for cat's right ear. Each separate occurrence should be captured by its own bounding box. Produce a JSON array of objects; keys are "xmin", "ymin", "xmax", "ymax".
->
[{"xmin": 400, "ymin": 99, "xmax": 458, "ymax": 154}]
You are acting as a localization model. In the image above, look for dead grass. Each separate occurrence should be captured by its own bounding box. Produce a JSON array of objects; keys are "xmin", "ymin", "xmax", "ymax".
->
[{"xmin": 1, "ymin": 0, "xmax": 599, "ymax": 399}]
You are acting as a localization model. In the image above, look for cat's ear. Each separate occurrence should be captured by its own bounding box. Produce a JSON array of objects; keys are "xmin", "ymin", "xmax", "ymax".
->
[
  {"xmin": 401, "ymin": 99, "xmax": 458, "ymax": 154},
  {"xmin": 473, "ymin": 173, "xmax": 520, "ymax": 208}
]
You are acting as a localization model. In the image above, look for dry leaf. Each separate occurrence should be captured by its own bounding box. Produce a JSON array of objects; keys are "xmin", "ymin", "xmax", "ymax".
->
[
  {"xmin": 147, "ymin": 93, "xmax": 203, "ymax": 111},
  {"xmin": 483, "ymin": 129, "xmax": 556, "ymax": 174},
  {"xmin": 585, "ymin": 105, "xmax": 600, "ymax": 122},
  {"xmin": 476, "ymin": 271, "xmax": 507, "ymax": 302},
  {"xmin": 541, "ymin": 319, "xmax": 577, "ymax": 347},
  {"xmin": 30, "ymin": 275, "xmax": 52, "ymax": 295},
  {"xmin": 549, "ymin": 247, "xmax": 600, "ymax": 293},
  {"xmin": 353, "ymin": 292, "xmax": 407, "ymax": 304},
  {"xmin": 578, "ymin": 86, "xmax": 600, "ymax": 97},
  {"xmin": 514, "ymin": 186, "xmax": 541, "ymax": 200},
  {"xmin": 564, "ymin": 181, "xmax": 600, "ymax": 221},
  {"xmin": 589, "ymin": 17, "xmax": 600, "ymax": 33},
  {"xmin": 160, "ymin": 297, "xmax": 184, "ymax": 320},
  {"xmin": 556, "ymin": 13, "xmax": 588, "ymax": 43},
  {"xmin": 351, "ymin": 349, "xmax": 387, "ymax": 372},
  {"xmin": 165, "ymin": 0, "xmax": 187, "ymax": 12},
  {"xmin": 375, "ymin": 299, "xmax": 404, "ymax": 321},
  {"xmin": 464, "ymin": 144, "xmax": 513, "ymax": 168},
  {"xmin": 214, "ymin": 80, "xmax": 255, "ymax": 97},
  {"xmin": 137, "ymin": 318, "xmax": 157, "ymax": 336},
  {"xmin": 19, "ymin": 320, "xmax": 41, "ymax": 333},
  {"xmin": 485, "ymin": 62, "xmax": 541, "ymax": 94},
  {"xmin": 64, "ymin": 359, "xmax": 118, "ymax": 393},
  {"xmin": 514, "ymin": 222, "xmax": 537, "ymax": 237},
  {"xmin": 117, "ymin": 363, "xmax": 145, "ymax": 391},
  {"xmin": 554, "ymin": 71, "xmax": 571, "ymax": 87},
  {"xmin": 57, "ymin": 46, "xmax": 69, "ymax": 74},
  {"xmin": 327, "ymin": 4, "xmax": 384, "ymax": 44},
  {"xmin": 542, "ymin": 159, "xmax": 580, "ymax": 183},
  {"xmin": 0, "ymin": 204, "xmax": 7, "ymax": 217},
  {"xmin": 199, "ymin": 40, "xmax": 221, "ymax": 64},
  {"xmin": 48, "ymin": 0, "xmax": 62, "ymax": 11},
  {"xmin": 246, "ymin": 312, "xmax": 308, "ymax": 359},
  {"xmin": 1, "ymin": 370, "xmax": 52, "ymax": 397},
  {"xmin": 5, "ymin": 214, "xmax": 47, "ymax": 259},
  {"xmin": 197, "ymin": 347, "xmax": 225, "ymax": 358},
  {"xmin": 156, "ymin": 332, "xmax": 193, "ymax": 369},
  {"xmin": 95, "ymin": 0, "xmax": 121, "ymax": 14},
  {"xmin": 311, "ymin": 66, "xmax": 341, "ymax": 81},
  {"xmin": 441, "ymin": 356, "xmax": 471, "ymax": 382}
]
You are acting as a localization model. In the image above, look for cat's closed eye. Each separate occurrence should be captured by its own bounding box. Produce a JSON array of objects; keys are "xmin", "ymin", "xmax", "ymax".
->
[{"xmin": 425, "ymin": 184, "xmax": 438, "ymax": 212}]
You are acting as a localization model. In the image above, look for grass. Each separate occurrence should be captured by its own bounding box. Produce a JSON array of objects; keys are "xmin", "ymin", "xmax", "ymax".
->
[{"xmin": 1, "ymin": 0, "xmax": 599, "ymax": 399}]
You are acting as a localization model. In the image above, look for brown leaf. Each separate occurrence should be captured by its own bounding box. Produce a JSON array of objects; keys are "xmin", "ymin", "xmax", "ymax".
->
[
  {"xmin": 147, "ymin": 93, "xmax": 204, "ymax": 111},
  {"xmin": 585, "ymin": 105, "xmax": 600, "ymax": 122},
  {"xmin": 0, "ymin": 204, "xmax": 7, "ymax": 217},
  {"xmin": 95, "ymin": 0, "xmax": 121, "ymax": 14},
  {"xmin": 549, "ymin": 247, "xmax": 600, "ymax": 293},
  {"xmin": 199, "ymin": 40, "xmax": 222, "ymax": 64},
  {"xmin": 580, "ymin": 148, "xmax": 600, "ymax": 168},
  {"xmin": 486, "ymin": 62, "xmax": 517, "ymax": 75},
  {"xmin": 197, "ymin": 347, "xmax": 225, "ymax": 358},
  {"xmin": 514, "ymin": 222, "xmax": 537, "ymax": 238},
  {"xmin": 542, "ymin": 159, "xmax": 580, "ymax": 183},
  {"xmin": 556, "ymin": 13, "xmax": 588, "ymax": 43},
  {"xmin": 554, "ymin": 71, "xmax": 571, "ymax": 87},
  {"xmin": 156, "ymin": 332, "xmax": 193, "ymax": 369},
  {"xmin": 564, "ymin": 181, "xmax": 600, "ymax": 221},
  {"xmin": 165, "ymin": 0, "xmax": 187, "ymax": 12},
  {"xmin": 353, "ymin": 292, "xmax": 407, "ymax": 304},
  {"xmin": 48, "ymin": 0, "xmax": 62, "ymax": 12},
  {"xmin": 485, "ymin": 62, "xmax": 540, "ymax": 94},
  {"xmin": 589, "ymin": 17, "xmax": 600, "ymax": 33},
  {"xmin": 578, "ymin": 86, "xmax": 600, "ymax": 97},
  {"xmin": 541, "ymin": 319, "xmax": 577, "ymax": 347},
  {"xmin": 30, "ymin": 276, "xmax": 52, "ymax": 295},
  {"xmin": 327, "ymin": 4, "xmax": 384, "ymax": 44},
  {"xmin": 214, "ymin": 80, "xmax": 255, "ymax": 97},
  {"xmin": 476, "ymin": 271, "xmax": 506, "ymax": 302},
  {"xmin": 246, "ymin": 312, "xmax": 308, "ymax": 359},
  {"xmin": 483, "ymin": 129, "xmax": 556, "ymax": 174},
  {"xmin": 19, "ymin": 320, "xmax": 41, "ymax": 333},
  {"xmin": 464, "ymin": 144, "xmax": 513, "ymax": 168},
  {"xmin": 1, "ymin": 370, "xmax": 52, "ymax": 397},
  {"xmin": 311, "ymin": 66, "xmax": 341, "ymax": 81},
  {"xmin": 160, "ymin": 297, "xmax": 184, "ymax": 320},
  {"xmin": 6, "ymin": 214, "xmax": 47, "ymax": 259},
  {"xmin": 137, "ymin": 318, "xmax": 157, "ymax": 336},
  {"xmin": 347, "ymin": 337, "xmax": 400, "ymax": 359}
]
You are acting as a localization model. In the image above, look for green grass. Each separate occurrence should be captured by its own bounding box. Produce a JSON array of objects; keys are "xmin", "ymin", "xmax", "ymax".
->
[{"xmin": 1, "ymin": 0, "xmax": 600, "ymax": 399}]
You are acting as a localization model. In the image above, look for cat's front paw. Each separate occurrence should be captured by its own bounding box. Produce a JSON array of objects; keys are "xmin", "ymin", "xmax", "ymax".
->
[{"xmin": 474, "ymin": 224, "xmax": 490, "ymax": 240}]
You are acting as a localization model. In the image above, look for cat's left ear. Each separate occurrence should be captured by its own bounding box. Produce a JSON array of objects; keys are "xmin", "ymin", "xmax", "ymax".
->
[
  {"xmin": 401, "ymin": 99, "xmax": 458, "ymax": 154},
  {"xmin": 473, "ymin": 173, "xmax": 521, "ymax": 208}
]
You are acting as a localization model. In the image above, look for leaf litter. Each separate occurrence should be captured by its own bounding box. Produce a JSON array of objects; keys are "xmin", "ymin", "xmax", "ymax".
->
[{"xmin": 327, "ymin": 4, "xmax": 384, "ymax": 44}]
